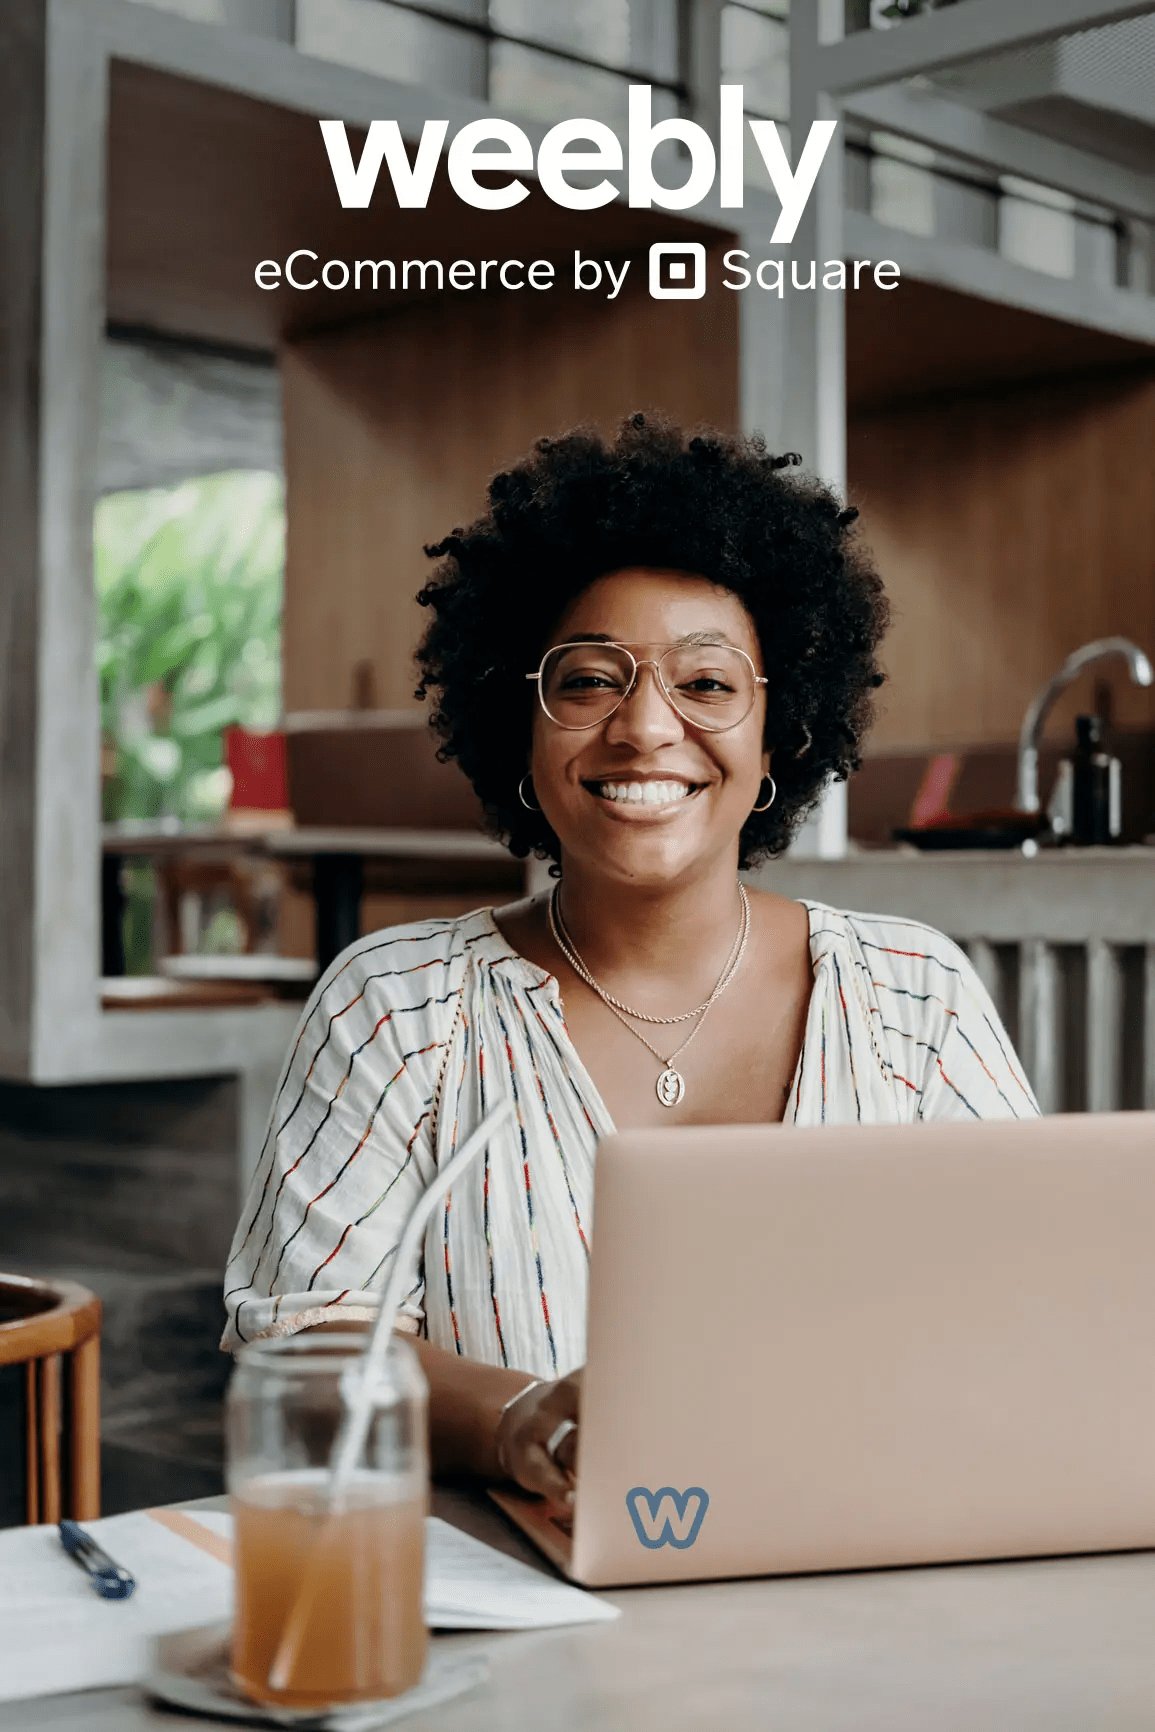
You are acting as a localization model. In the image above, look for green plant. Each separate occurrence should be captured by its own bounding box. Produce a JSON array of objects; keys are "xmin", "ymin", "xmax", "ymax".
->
[{"xmin": 96, "ymin": 471, "xmax": 284, "ymax": 823}]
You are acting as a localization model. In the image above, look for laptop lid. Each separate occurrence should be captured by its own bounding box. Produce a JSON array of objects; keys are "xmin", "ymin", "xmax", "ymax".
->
[{"xmin": 566, "ymin": 1112, "xmax": 1155, "ymax": 1587}]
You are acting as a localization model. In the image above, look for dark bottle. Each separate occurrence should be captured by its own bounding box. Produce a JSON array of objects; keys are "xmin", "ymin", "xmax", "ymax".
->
[{"xmin": 1069, "ymin": 714, "xmax": 1121, "ymax": 845}]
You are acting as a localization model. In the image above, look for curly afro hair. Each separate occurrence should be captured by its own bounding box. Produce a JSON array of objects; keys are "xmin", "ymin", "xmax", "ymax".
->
[{"xmin": 415, "ymin": 414, "xmax": 889, "ymax": 868}]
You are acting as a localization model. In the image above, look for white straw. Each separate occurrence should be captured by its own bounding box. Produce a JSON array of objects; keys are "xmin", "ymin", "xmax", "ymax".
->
[
  {"xmin": 327, "ymin": 1099, "xmax": 514, "ymax": 1498},
  {"xmin": 266, "ymin": 1100, "xmax": 514, "ymax": 1695}
]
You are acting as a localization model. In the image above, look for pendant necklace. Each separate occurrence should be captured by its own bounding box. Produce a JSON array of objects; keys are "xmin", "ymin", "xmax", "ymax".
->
[{"xmin": 547, "ymin": 883, "xmax": 750, "ymax": 1108}]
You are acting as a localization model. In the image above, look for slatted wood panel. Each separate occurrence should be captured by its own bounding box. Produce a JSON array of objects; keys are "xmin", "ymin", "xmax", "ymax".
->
[
  {"xmin": 1018, "ymin": 940, "xmax": 1062, "ymax": 1114},
  {"xmin": 961, "ymin": 939, "xmax": 1155, "ymax": 1117},
  {"xmin": 281, "ymin": 256, "xmax": 739, "ymax": 714},
  {"xmin": 848, "ymin": 368, "xmax": 1155, "ymax": 754}
]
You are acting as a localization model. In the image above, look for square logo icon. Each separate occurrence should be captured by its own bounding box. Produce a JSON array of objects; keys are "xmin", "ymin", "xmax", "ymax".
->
[{"xmin": 649, "ymin": 242, "xmax": 706, "ymax": 300}]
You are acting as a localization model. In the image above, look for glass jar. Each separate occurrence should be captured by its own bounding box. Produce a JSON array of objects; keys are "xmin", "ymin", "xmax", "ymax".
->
[{"xmin": 226, "ymin": 1333, "xmax": 428, "ymax": 1712}]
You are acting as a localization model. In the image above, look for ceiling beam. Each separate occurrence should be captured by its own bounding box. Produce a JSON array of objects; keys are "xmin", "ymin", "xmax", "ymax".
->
[
  {"xmin": 844, "ymin": 84, "xmax": 1155, "ymax": 221},
  {"xmin": 816, "ymin": 0, "xmax": 1155, "ymax": 97},
  {"xmin": 844, "ymin": 209, "xmax": 1155, "ymax": 347}
]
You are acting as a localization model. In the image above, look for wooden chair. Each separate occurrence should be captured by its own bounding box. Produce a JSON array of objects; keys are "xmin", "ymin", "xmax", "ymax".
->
[{"xmin": 0, "ymin": 1275, "xmax": 101, "ymax": 1524}]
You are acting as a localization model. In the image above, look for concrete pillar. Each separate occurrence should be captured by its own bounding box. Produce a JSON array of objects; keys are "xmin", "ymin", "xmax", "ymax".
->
[
  {"xmin": 0, "ymin": 0, "xmax": 108, "ymax": 1079},
  {"xmin": 0, "ymin": 1, "xmax": 47, "ymax": 1074},
  {"xmin": 785, "ymin": 0, "xmax": 850, "ymax": 857}
]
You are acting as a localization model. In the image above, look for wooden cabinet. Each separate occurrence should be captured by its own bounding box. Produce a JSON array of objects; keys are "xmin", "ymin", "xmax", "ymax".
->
[{"xmin": 846, "ymin": 279, "xmax": 1155, "ymax": 754}]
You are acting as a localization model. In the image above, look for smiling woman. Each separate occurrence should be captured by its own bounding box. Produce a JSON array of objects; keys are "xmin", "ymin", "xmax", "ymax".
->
[
  {"xmin": 222, "ymin": 415, "xmax": 1037, "ymax": 1513},
  {"xmin": 416, "ymin": 414, "xmax": 886, "ymax": 863}
]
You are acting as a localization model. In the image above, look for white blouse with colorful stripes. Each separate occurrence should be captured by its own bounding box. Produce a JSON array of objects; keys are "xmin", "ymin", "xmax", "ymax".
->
[{"xmin": 222, "ymin": 901, "xmax": 1038, "ymax": 1377}]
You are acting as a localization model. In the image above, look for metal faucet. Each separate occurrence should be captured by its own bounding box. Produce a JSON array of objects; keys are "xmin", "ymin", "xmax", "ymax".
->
[{"xmin": 1016, "ymin": 636, "xmax": 1153, "ymax": 812}]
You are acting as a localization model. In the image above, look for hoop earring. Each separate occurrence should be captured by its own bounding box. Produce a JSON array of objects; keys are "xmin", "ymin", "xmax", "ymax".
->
[
  {"xmin": 751, "ymin": 774, "xmax": 777, "ymax": 814},
  {"xmin": 518, "ymin": 773, "xmax": 540, "ymax": 812}
]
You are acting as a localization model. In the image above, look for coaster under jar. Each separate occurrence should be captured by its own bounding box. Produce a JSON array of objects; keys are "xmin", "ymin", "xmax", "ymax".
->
[{"xmin": 146, "ymin": 1624, "xmax": 488, "ymax": 1730}]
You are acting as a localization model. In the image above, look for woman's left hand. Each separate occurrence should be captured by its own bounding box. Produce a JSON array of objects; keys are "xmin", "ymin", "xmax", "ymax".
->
[{"xmin": 495, "ymin": 1369, "xmax": 582, "ymax": 1510}]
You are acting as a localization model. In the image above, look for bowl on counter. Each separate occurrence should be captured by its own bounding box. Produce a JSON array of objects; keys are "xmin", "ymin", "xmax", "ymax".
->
[{"xmin": 893, "ymin": 809, "xmax": 1052, "ymax": 852}]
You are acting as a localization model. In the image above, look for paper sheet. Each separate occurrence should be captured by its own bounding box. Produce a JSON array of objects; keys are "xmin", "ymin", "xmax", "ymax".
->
[
  {"xmin": 425, "ymin": 1517, "xmax": 618, "ymax": 1630},
  {"xmin": 0, "ymin": 1510, "xmax": 233, "ymax": 1703},
  {"xmin": 0, "ymin": 1505, "xmax": 616, "ymax": 1703}
]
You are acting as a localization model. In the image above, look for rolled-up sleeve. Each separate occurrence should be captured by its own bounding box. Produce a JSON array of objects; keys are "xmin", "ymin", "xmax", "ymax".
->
[{"xmin": 221, "ymin": 926, "xmax": 460, "ymax": 1351}]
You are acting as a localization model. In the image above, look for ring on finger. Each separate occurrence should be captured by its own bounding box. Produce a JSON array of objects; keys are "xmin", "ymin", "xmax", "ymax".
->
[{"xmin": 546, "ymin": 1418, "xmax": 577, "ymax": 1461}]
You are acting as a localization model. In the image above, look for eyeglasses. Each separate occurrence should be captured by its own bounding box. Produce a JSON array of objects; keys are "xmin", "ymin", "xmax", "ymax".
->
[{"xmin": 525, "ymin": 641, "xmax": 767, "ymax": 734}]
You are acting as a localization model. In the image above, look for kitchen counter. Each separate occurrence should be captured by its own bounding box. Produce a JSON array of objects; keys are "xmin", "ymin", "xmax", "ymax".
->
[{"xmin": 752, "ymin": 846, "xmax": 1155, "ymax": 943}]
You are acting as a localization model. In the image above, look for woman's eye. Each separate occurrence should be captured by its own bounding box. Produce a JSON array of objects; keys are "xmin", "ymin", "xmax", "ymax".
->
[
  {"xmin": 560, "ymin": 667, "xmax": 623, "ymax": 689},
  {"xmin": 680, "ymin": 675, "xmax": 734, "ymax": 694}
]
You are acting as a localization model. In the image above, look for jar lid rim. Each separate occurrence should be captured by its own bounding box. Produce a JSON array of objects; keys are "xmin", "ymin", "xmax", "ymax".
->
[{"xmin": 236, "ymin": 1331, "xmax": 391, "ymax": 1367}]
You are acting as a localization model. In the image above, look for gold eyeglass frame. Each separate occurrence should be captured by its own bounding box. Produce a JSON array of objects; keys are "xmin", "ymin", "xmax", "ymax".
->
[{"xmin": 525, "ymin": 641, "xmax": 768, "ymax": 734}]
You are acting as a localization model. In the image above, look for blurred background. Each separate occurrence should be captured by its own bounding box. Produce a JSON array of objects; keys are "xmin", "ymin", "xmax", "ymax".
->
[{"xmin": 2, "ymin": 0, "xmax": 1153, "ymax": 1521}]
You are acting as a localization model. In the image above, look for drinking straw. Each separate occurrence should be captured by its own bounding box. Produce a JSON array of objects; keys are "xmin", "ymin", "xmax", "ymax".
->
[{"xmin": 266, "ymin": 1100, "xmax": 514, "ymax": 1695}]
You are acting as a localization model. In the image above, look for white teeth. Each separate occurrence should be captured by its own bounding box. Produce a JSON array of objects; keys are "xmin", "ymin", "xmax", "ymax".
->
[{"xmin": 595, "ymin": 780, "xmax": 693, "ymax": 807}]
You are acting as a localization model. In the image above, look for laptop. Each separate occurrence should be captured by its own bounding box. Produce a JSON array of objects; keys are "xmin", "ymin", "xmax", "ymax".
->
[{"xmin": 491, "ymin": 1111, "xmax": 1155, "ymax": 1587}]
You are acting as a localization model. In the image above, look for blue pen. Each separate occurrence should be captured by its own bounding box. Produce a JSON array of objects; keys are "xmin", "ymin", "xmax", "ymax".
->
[{"xmin": 58, "ymin": 1520, "xmax": 136, "ymax": 1600}]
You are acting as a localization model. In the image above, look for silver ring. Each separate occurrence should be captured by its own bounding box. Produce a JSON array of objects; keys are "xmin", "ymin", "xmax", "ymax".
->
[{"xmin": 546, "ymin": 1418, "xmax": 577, "ymax": 1461}]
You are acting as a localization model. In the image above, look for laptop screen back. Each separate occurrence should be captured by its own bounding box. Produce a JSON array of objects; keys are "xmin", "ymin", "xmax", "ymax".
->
[{"xmin": 569, "ymin": 1113, "xmax": 1155, "ymax": 1587}]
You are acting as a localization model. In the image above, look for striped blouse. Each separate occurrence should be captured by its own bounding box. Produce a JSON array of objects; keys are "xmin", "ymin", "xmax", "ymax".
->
[{"xmin": 222, "ymin": 901, "xmax": 1038, "ymax": 1377}]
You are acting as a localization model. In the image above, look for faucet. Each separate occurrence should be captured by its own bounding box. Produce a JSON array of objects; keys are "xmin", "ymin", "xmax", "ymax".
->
[{"xmin": 1016, "ymin": 636, "xmax": 1153, "ymax": 812}]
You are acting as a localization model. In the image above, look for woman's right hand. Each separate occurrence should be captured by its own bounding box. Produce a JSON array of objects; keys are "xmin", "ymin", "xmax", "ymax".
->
[{"xmin": 495, "ymin": 1369, "xmax": 582, "ymax": 1511}]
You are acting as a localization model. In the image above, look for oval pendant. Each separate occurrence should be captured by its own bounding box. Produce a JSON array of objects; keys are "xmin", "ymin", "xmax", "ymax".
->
[{"xmin": 656, "ymin": 1067, "xmax": 685, "ymax": 1109}]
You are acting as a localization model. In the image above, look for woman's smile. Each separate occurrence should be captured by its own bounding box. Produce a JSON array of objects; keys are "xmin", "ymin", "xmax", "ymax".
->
[
  {"xmin": 529, "ymin": 568, "xmax": 770, "ymax": 886},
  {"xmin": 583, "ymin": 773, "xmax": 704, "ymax": 812}
]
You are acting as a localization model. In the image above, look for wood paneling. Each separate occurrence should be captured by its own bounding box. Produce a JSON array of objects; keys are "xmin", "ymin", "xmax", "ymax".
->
[
  {"xmin": 849, "ymin": 367, "xmax": 1155, "ymax": 753},
  {"xmin": 847, "ymin": 278, "xmax": 1155, "ymax": 414},
  {"xmin": 281, "ymin": 258, "xmax": 739, "ymax": 712},
  {"xmin": 106, "ymin": 59, "xmax": 732, "ymax": 351}
]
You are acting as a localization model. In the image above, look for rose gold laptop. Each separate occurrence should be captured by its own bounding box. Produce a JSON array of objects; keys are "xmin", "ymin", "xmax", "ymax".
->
[{"xmin": 492, "ymin": 1112, "xmax": 1155, "ymax": 1587}]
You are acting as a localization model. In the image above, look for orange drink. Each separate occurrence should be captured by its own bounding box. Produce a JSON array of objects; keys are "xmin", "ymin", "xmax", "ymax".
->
[
  {"xmin": 231, "ymin": 1470, "xmax": 426, "ymax": 1709},
  {"xmin": 226, "ymin": 1333, "xmax": 429, "ymax": 1713}
]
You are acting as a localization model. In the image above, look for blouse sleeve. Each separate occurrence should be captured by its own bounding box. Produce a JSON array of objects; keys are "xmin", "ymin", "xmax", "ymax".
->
[
  {"xmin": 913, "ymin": 933, "xmax": 1039, "ymax": 1122},
  {"xmin": 220, "ymin": 926, "xmax": 460, "ymax": 1351}
]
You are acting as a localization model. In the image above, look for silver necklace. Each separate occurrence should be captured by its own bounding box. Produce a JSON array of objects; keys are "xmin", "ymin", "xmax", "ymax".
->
[{"xmin": 548, "ymin": 884, "xmax": 750, "ymax": 1108}]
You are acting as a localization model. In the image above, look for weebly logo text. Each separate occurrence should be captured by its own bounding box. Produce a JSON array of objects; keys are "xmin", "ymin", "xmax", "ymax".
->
[
  {"xmin": 320, "ymin": 89, "xmax": 834, "ymax": 238},
  {"xmin": 626, "ymin": 1486, "xmax": 710, "ymax": 1549}
]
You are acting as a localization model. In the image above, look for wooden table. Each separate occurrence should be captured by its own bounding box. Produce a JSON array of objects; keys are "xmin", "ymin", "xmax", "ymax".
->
[
  {"xmin": 4, "ymin": 1488, "xmax": 1154, "ymax": 1730},
  {"xmin": 101, "ymin": 824, "xmax": 521, "ymax": 976},
  {"xmin": 264, "ymin": 829, "xmax": 517, "ymax": 972}
]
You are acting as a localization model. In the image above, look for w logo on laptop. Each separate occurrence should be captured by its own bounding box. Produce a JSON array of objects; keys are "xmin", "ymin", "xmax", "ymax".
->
[{"xmin": 625, "ymin": 1486, "xmax": 710, "ymax": 1550}]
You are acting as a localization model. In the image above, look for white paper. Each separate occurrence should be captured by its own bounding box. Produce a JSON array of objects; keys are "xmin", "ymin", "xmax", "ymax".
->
[
  {"xmin": 424, "ymin": 1517, "xmax": 618, "ymax": 1630},
  {"xmin": 0, "ymin": 1506, "xmax": 616, "ymax": 1703},
  {"xmin": 0, "ymin": 1510, "xmax": 233, "ymax": 1702}
]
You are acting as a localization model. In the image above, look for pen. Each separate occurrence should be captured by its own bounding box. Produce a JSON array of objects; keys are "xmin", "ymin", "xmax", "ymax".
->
[{"xmin": 58, "ymin": 1519, "xmax": 136, "ymax": 1600}]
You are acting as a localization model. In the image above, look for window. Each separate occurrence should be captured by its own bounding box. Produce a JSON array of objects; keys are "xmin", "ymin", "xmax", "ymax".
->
[
  {"xmin": 299, "ymin": 0, "xmax": 682, "ymax": 115},
  {"xmin": 298, "ymin": 0, "xmax": 487, "ymax": 98},
  {"xmin": 490, "ymin": 0, "xmax": 632, "ymax": 70},
  {"xmin": 720, "ymin": 3, "xmax": 788, "ymax": 191},
  {"xmin": 97, "ymin": 472, "xmax": 284, "ymax": 828},
  {"xmin": 489, "ymin": 42, "xmax": 631, "ymax": 129},
  {"xmin": 721, "ymin": 5, "xmax": 787, "ymax": 121}
]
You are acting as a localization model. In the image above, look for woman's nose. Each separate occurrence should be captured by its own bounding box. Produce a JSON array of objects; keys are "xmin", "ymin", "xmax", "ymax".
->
[{"xmin": 602, "ymin": 661, "xmax": 685, "ymax": 748}]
